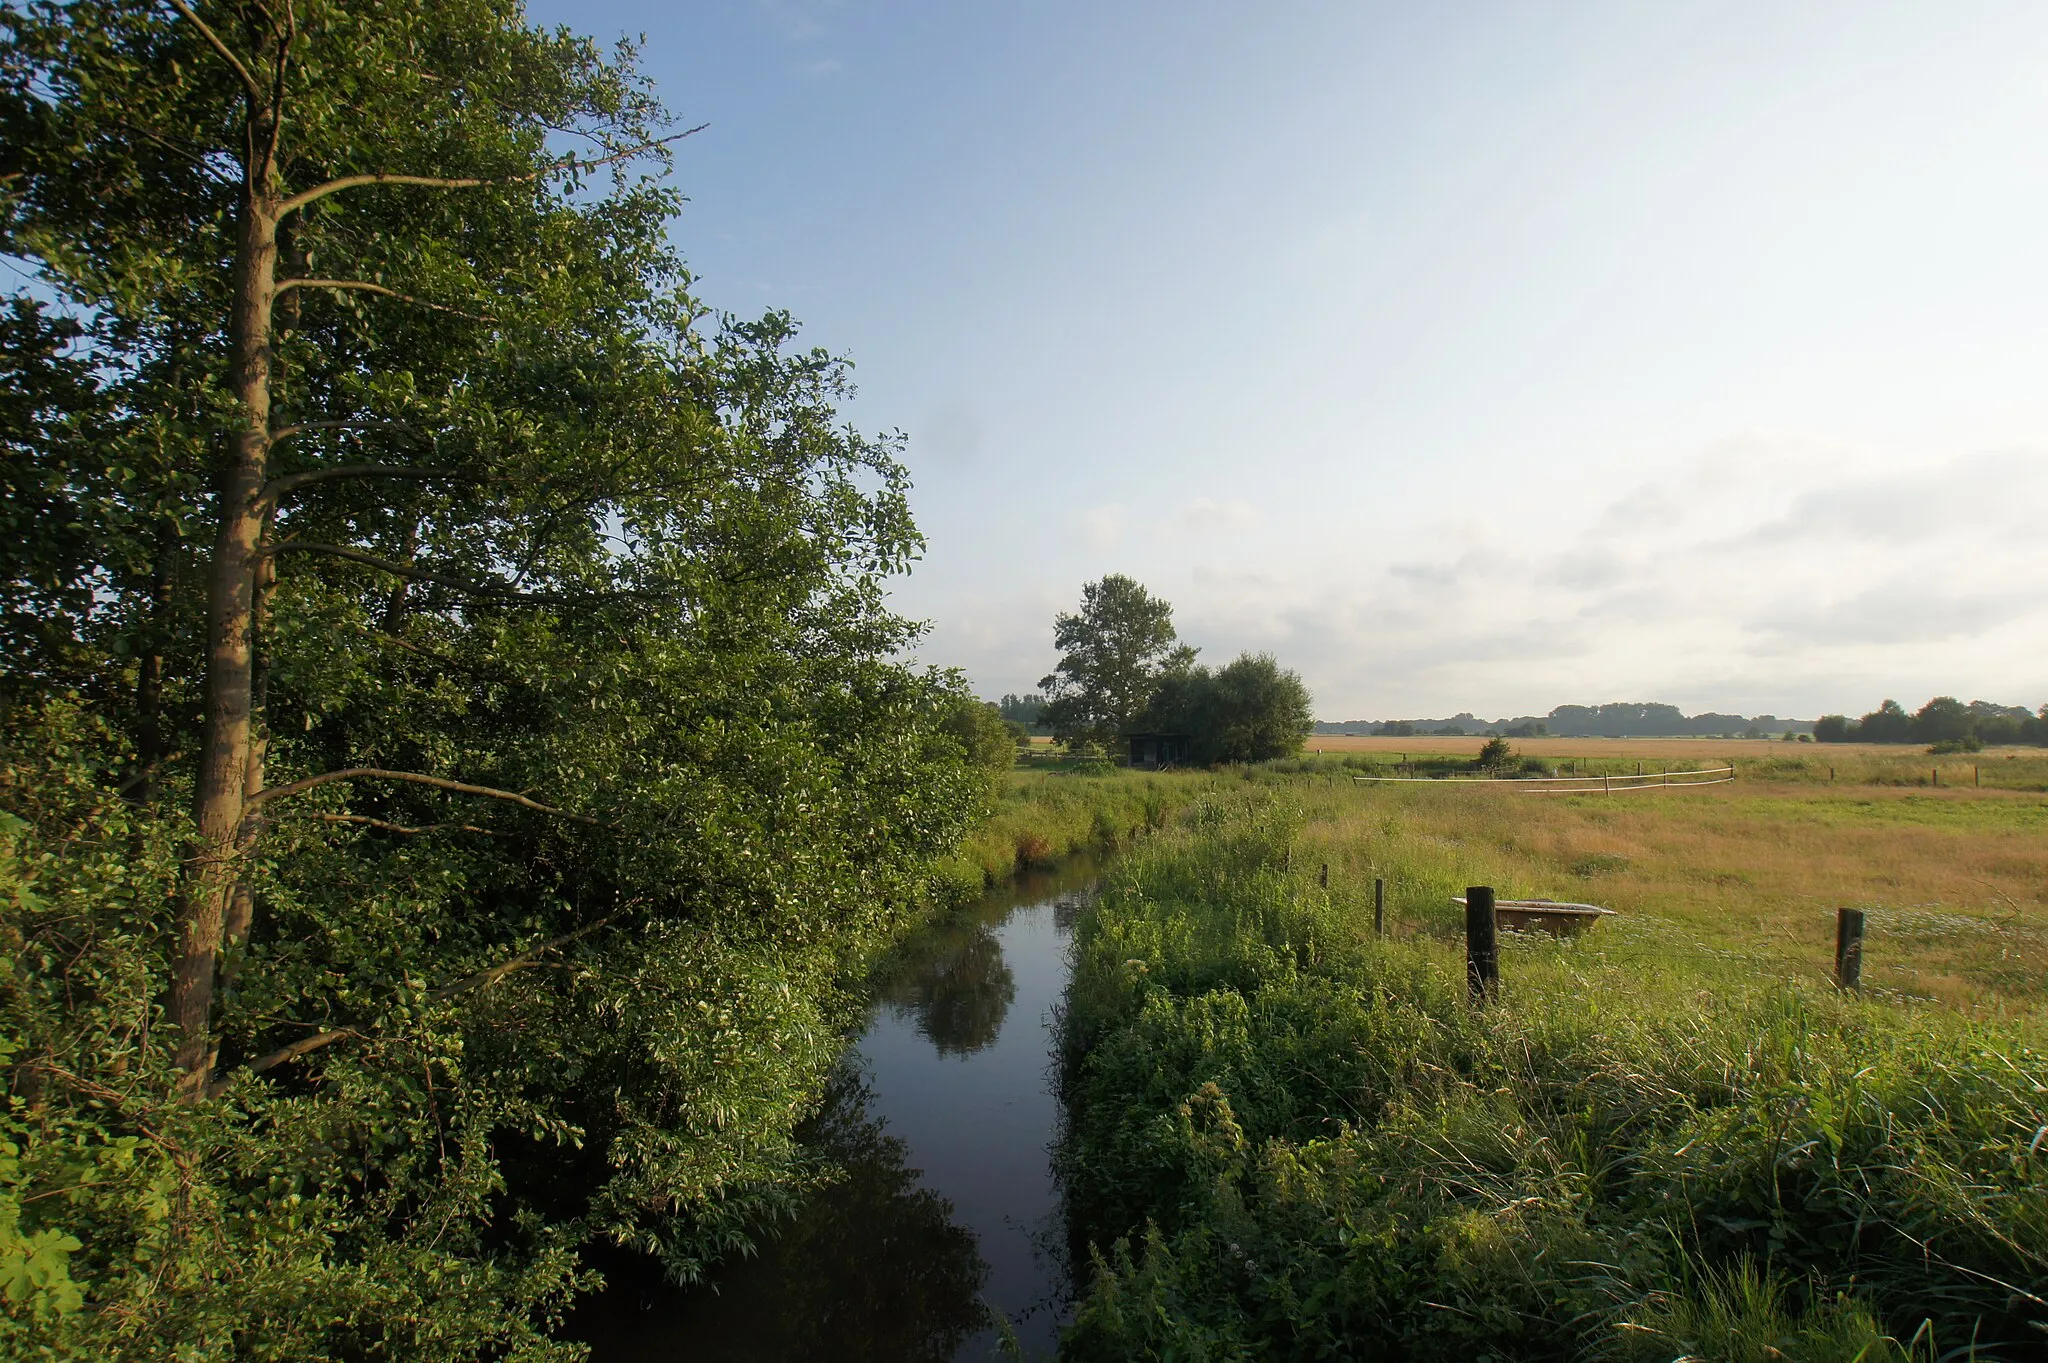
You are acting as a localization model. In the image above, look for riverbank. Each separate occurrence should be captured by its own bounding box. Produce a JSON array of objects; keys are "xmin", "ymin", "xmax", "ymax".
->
[
  {"xmin": 933, "ymin": 765, "xmax": 1229, "ymax": 899},
  {"xmin": 1057, "ymin": 786, "xmax": 2048, "ymax": 1359}
]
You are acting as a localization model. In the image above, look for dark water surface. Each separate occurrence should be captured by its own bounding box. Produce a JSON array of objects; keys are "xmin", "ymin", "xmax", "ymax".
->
[{"xmin": 570, "ymin": 857, "xmax": 1100, "ymax": 1362}]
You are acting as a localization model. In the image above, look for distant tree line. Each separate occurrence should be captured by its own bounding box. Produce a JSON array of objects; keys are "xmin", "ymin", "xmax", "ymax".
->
[
  {"xmin": 997, "ymin": 692, "xmax": 1049, "ymax": 731},
  {"xmin": 1814, "ymin": 698, "xmax": 2048, "ymax": 750},
  {"xmin": 1318, "ymin": 703, "xmax": 1814, "ymax": 739}
]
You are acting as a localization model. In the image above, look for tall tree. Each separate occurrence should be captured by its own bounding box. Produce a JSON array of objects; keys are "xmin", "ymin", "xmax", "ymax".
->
[
  {"xmin": 1038, "ymin": 574, "xmax": 1192, "ymax": 751},
  {"xmin": 1, "ymin": 3, "xmax": 986, "ymax": 1354}
]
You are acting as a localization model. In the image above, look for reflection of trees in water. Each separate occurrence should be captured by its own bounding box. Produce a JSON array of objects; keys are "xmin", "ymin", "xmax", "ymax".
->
[
  {"xmin": 570, "ymin": 1065, "xmax": 989, "ymax": 1363},
  {"xmin": 880, "ymin": 919, "xmax": 1017, "ymax": 1055}
]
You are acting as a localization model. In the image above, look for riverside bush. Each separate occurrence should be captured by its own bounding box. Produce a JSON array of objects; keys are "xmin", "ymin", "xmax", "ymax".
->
[{"xmin": 1058, "ymin": 791, "xmax": 2048, "ymax": 1360}]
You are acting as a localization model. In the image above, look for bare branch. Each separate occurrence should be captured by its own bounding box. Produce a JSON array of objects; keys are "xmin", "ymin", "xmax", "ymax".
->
[
  {"xmin": 306, "ymin": 812, "xmax": 506, "ymax": 837},
  {"xmin": 261, "ymin": 464, "xmax": 477, "ymax": 507},
  {"xmin": 275, "ymin": 278, "xmax": 494, "ymax": 322},
  {"xmin": 274, "ymin": 125, "xmax": 707, "ymax": 217},
  {"xmin": 245, "ymin": 767, "xmax": 604, "ymax": 824},
  {"xmin": 165, "ymin": 0, "xmax": 264, "ymax": 105},
  {"xmin": 212, "ymin": 916, "xmax": 615, "ymax": 1094}
]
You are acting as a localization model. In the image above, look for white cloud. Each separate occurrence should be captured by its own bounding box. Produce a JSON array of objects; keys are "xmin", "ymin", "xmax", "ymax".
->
[{"xmin": 1158, "ymin": 438, "xmax": 2048, "ymax": 717}]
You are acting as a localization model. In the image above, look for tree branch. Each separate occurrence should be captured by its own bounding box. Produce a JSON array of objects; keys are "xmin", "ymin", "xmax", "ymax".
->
[
  {"xmin": 165, "ymin": 0, "xmax": 264, "ymax": 105},
  {"xmin": 245, "ymin": 767, "xmax": 604, "ymax": 823},
  {"xmin": 275, "ymin": 278, "xmax": 494, "ymax": 322},
  {"xmin": 273, "ymin": 126, "xmax": 707, "ymax": 217},
  {"xmin": 306, "ymin": 811, "xmax": 506, "ymax": 837},
  {"xmin": 261, "ymin": 464, "xmax": 477, "ymax": 507},
  {"xmin": 269, "ymin": 417, "xmax": 425, "ymax": 444},
  {"xmin": 260, "ymin": 540, "xmax": 523, "ymax": 599},
  {"xmin": 211, "ymin": 916, "xmax": 614, "ymax": 1095},
  {"xmin": 263, "ymin": 539, "xmax": 668, "ymax": 607}
]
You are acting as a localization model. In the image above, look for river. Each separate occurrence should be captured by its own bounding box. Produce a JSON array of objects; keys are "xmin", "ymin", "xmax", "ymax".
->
[{"xmin": 567, "ymin": 855, "xmax": 1101, "ymax": 1362}]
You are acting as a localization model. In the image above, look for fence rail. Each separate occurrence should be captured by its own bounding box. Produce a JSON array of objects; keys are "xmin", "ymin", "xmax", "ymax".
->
[{"xmin": 1354, "ymin": 765, "xmax": 1735, "ymax": 793}]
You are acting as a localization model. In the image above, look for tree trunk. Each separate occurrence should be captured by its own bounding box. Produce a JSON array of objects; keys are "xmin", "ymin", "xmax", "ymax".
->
[{"xmin": 171, "ymin": 169, "xmax": 278, "ymax": 1099}]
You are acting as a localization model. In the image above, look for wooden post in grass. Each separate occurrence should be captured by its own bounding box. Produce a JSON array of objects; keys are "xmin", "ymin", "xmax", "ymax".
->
[
  {"xmin": 1374, "ymin": 878, "xmax": 1385, "ymax": 937},
  {"xmin": 1835, "ymin": 908, "xmax": 1866, "ymax": 990},
  {"xmin": 1466, "ymin": 886, "xmax": 1498, "ymax": 1001}
]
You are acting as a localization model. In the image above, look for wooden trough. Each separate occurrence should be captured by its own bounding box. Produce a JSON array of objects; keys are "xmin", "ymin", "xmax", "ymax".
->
[{"xmin": 1451, "ymin": 896, "xmax": 1617, "ymax": 938}]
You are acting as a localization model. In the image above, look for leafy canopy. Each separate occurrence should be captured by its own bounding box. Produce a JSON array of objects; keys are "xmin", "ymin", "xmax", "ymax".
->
[
  {"xmin": 1039, "ymin": 574, "xmax": 1194, "ymax": 751},
  {"xmin": 0, "ymin": 2, "xmax": 990, "ymax": 1358}
]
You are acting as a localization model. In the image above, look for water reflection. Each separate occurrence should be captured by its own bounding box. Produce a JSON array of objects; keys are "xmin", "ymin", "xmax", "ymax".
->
[
  {"xmin": 878, "ymin": 919, "xmax": 1017, "ymax": 1055},
  {"xmin": 570, "ymin": 855, "xmax": 1102, "ymax": 1363},
  {"xmin": 569, "ymin": 1065, "xmax": 990, "ymax": 1362}
]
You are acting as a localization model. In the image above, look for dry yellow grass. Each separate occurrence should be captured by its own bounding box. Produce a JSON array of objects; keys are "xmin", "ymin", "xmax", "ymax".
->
[{"xmin": 1299, "ymin": 778, "xmax": 2048, "ymax": 1014}]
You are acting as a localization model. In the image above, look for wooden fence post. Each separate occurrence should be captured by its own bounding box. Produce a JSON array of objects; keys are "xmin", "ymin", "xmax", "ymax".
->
[
  {"xmin": 1466, "ymin": 886, "xmax": 1498, "ymax": 1001},
  {"xmin": 1373, "ymin": 877, "xmax": 1385, "ymax": 938},
  {"xmin": 1835, "ymin": 908, "xmax": 1866, "ymax": 990}
]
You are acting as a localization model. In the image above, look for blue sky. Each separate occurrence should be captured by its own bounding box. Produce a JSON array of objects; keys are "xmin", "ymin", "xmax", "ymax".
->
[{"xmin": 529, "ymin": 0, "xmax": 2048, "ymax": 718}]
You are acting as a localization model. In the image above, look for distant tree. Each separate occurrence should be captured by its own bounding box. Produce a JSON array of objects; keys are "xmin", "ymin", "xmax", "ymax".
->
[
  {"xmin": 1038, "ymin": 575, "xmax": 1193, "ymax": 751},
  {"xmin": 1434, "ymin": 724, "xmax": 1467, "ymax": 736},
  {"xmin": 1375, "ymin": 720, "xmax": 1416, "ymax": 737},
  {"xmin": 942, "ymin": 698, "xmax": 1019, "ymax": 790},
  {"xmin": 1813, "ymin": 715, "xmax": 1852, "ymax": 743},
  {"xmin": 2026, "ymin": 706, "xmax": 2048, "ymax": 746},
  {"xmin": 1973, "ymin": 713, "xmax": 2022, "ymax": 745},
  {"xmin": 1857, "ymin": 699, "xmax": 1913, "ymax": 743},
  {"xmin": 1141, "ymin": 652, "xmax": 1312, "ymax": 764},
  {"xmin": 1503, "ymin": 721, "xmax": 1547, "ymax": 738},
  {"xmin": 1475, "ymin": 737, "xmax": 1513, "ymax": 769},
  {"xmin": 997, "ymin": 692, "xmax": 1048, "ymax": 727},
  {"xmin": 1910, "ymin": 696, "xmax": 1972, "ymax": 746}
]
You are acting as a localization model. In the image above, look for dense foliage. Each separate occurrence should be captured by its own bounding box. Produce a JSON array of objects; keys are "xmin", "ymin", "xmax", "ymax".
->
[
  {"xmin": 1, "ymin": 2, "xmax": 992, "ymax": 1356},
  {"xmin": 1058, "ymin": 792, "xmax": 2048, "ymax": 1360},
  {"xmin": 1037, "ymin": 578, "xmax": 1311, "ymax": 764},
  {"xmin": 1039, "ymin": 574, "xmax": 1194, "ymax": 752},
  {"xmin": 1816, "ymin": 697, "xmax": 2048, "ymax": 749},
  {"xmin": 1140, "ymin": 652, "xmax": 1313, "ymax": 765}
]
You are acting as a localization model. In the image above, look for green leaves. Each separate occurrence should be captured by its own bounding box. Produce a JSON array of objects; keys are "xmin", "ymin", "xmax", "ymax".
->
[
  {"xmin": 2, "ymin": 1, "xmax": 993, "ymax": 1355},
  {"xmin": 1041, "ymin": 574, "xmax": 1191, "ymax": 752}
]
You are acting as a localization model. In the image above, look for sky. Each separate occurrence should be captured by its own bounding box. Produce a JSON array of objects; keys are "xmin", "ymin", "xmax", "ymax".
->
[{"xmin": 529, "ymin": 0, "xmax": 2048, "ymax": 719}]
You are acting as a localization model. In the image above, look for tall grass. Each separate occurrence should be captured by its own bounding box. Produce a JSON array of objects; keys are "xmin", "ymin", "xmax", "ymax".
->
[
  {"xmin": 1057, "ymin": 789, "xmax": 2048, "ymax": 1360},
  {"xmin": 931, "ymin": 766, "xmax": 1230, "ymax": 899}
]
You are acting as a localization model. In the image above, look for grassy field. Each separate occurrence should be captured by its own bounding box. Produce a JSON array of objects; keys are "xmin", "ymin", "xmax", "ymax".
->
[
  {"xmin": 1055, "ymin": 778, "xmax": 2048, "ymax": 1360},
  {"xmin": 1289, "ymin": 778, "xmax": 2048, "ymax": 1012}
]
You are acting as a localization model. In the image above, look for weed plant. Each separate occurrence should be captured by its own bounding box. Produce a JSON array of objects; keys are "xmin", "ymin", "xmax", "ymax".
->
[{"xmin": 1057, "ymin": 790, "xmax": 2048, "ymax": 1360}]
